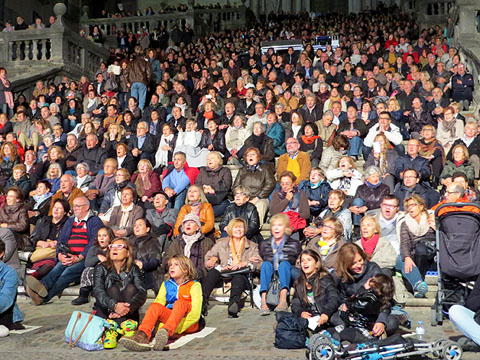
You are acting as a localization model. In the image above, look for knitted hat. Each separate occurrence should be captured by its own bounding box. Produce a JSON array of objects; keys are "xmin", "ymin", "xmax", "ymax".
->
[{"xmin": 182, "ymin": 213, "xmax": 201, "ymax": 227}]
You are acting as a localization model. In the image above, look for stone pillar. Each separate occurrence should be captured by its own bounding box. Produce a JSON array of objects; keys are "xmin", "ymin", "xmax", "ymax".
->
[
  {"xmin": 250, "ymin": 0, "xmax": 259, "ymax": 17},
  {"xmin": 458, "ymin": 8, "xmax": 476, "ymax": 34},
  {"xmin": 295, "ymin": 0, "xmax": 302, "ymax": 13}
]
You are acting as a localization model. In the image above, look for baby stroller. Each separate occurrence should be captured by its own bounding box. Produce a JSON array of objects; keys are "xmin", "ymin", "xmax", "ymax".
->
[
  {"xmin": 431, "ymin": 202, "xmax": 480, "ymax": 326},
  {"xmin": 308, "ymin": 332, "xmax": 462, "ymax": 360}
]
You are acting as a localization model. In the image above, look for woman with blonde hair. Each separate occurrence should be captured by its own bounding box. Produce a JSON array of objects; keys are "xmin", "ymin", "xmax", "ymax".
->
[
  {"xmin": 419, "ymin": 124, "xmax": 445, "ymax": 187},
  {"xmin": 131, "ymin": 159, "xmax": 162, "ymax": 202},
  {"xmin": 440, "ymin": 144, "xmax": 475, "ymax": 186},
  {"xmin": 43, "ymin": 162, "xmax": 62, "ymax": 193}
]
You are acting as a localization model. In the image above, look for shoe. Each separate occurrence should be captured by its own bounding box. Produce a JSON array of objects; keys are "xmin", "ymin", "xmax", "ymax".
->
[
  {"xmin": 26, "ymin": 285, "xmax": 44, "ymax": 305},
  {"xmin": 274, "ymin": 302, "xmax": 288, "ymax": 312},
  {"xmin": 152, "ymin": 328, "xmax": 169, "ymax": 351},
  {"xmin": 0, "ymin": 325, "xmax": 9, "ymax": 338},
  {"xmin": 71, "ymin": 287, "xmax": 91, "ymax": 305},
  {"xmin": 413, "ymin": 281, "xmax": 428, "ymax": 298},
  {"xmin": 25, "ymin": 276, "xmax": 47, "ymax": 297},
  {"xmin": 260, "ymin": 303, "xmax": 270, "ymax": 316},
  {"xmin": 119, "ymin": 320, "xmax": 138, "ymax": 337},
  {"xmin": 104, "ymin": 328, "xmax": 119, "ymax": 349},
  {"xmin": 458, "ymin": 337, "xmax": 480, "ymax": 352},
  {"xmin": 10, "ymin": 322, "xmax": 25, "ymax": 331},
  {"xmin": 228, "ymin": 301, "xmax": 239, "ymax": 318},
  {"xmin": 120, "ymin": 330, "xmax": 152, "ymax": 351}
]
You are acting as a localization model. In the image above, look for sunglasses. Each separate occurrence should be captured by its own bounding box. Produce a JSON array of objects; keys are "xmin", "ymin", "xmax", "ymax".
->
[{"xmin": 108, "ymin": 243, "xmax": 126, "ymax": 250}]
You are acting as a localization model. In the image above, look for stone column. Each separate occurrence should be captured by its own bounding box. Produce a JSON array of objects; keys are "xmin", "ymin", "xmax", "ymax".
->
[{"xmin": 458, "ymin": 8, "xmax": 476, "ymax": 34}]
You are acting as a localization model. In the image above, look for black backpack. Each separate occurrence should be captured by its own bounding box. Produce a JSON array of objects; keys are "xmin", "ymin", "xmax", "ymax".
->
[{"xmin": 274, "ymin": 311, "xmax": 308, "ymax": 349}]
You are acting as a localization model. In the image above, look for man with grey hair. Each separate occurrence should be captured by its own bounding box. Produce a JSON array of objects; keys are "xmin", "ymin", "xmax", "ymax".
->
[
  {"xmin": 432, "ymin": 181, "xmax": 480, "ymax": 216},
  {"xmin": 246, "ymin": 102, "xmax": 267, "ymax": 130},
  {"xmin": 77, "ymin": 133, "xmax": 108, "ymax": 175},
  {"xmin": 48, "ymin": 174, "xmax": 85, "ymax": 215},
  {"xmin": 298, "ymin": 93, "xmax": 323, "ymax": 125},
  {"xmin": 127, "ymin": 121, "xmax": 157, "ymax": 163},
  {"xmin": 452, "ymin": 63, "xmax": 474, "ymax": 111}
]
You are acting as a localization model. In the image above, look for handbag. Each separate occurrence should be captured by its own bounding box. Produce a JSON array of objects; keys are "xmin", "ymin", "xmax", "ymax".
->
[
  {"xmin": 30, "ymin": 246, "xmax": 56, "ymax": 263},
  {"xmin": 274, "ymin": 311, "xmax": 308, "ymax": 349},
  {"xmin": 266, "ymin": 272, "xmax": 280, "ymax": 307},
  {"xmin": 64, "ymin": 311, "xmax": 109, "ymax": 351}
]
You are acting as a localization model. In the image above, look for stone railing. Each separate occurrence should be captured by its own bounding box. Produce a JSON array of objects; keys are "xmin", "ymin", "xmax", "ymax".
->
[
  {"xmin": 416, "ymin": 0, "xmax": 455, "ymax": 27},
  {"xmin": 81, "ymin": 6, "xmax": 247, "ymax": 38}
]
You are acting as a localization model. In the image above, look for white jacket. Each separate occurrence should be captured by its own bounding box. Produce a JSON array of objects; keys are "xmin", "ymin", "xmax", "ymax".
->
[{"xmin": 363, "ymin": 123, "xmax": 403, "ymax": 147}]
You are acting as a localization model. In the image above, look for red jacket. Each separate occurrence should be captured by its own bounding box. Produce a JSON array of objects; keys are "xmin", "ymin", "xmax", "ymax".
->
[{"xmin": 161, "ymin": 161, "xmax": 199, "ymax": 185}]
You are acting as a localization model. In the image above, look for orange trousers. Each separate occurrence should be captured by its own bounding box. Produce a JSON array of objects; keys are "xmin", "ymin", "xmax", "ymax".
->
[{"xmin": 138, "ymin": 298, "xmax": 199, "ymax": 339}]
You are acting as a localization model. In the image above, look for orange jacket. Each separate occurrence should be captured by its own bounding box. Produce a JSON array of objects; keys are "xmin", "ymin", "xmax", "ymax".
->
[
  {"xmin": 173, "ymin": 203, "xmax": 215, "ymax": 237},
  {"xmin": 431, "ymin": 195, "xmax": 480, "ymax": 217}
]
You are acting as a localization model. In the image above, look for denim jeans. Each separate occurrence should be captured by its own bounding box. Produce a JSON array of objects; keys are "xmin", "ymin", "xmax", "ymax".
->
[
  {"xmin": 348, "ymin": 136, "xmax": 363, "ymax": 157},
  {"xmin": 63, "ymin": 118, "xmax": 77, "ymax": 133},
  {"xmin": 260, "ymin": 260, "xmax": 291, "ymax": 293},
  {"xmin": 212, "ymin": 200, "xmax": 230, "ymax": 218},
  {"xmin": 171, "ymin": 187, "xmax": 188, "ymax": 210},
  {"xmin": 352, "ymin": 197, "xmax": 365, "ymax": 226},
  {"xmin": 130, "ymin": 82, "xmax": 147, "ymax": 110},
  {"xmin": 449, "ymin": 305, "xmax": 480, "ymax": 345},
  {"xmin": 40, "ymin": 260, "xmax": 85, "ymax": 302},
  {"xmin": 395, "ymin": 255, "xmax": 423, "ymax": 289}
]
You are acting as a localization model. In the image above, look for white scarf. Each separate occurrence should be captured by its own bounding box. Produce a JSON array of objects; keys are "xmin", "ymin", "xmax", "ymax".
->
[
  {"xmin": 175, "ymin": 102, "xmax": 187, "ymax": 117},
  {"xmin": 183, "ymin": 232, "xmax": 202, "ymax": 258},
  {"xmin": 155, "ymin": 134, "xmax": 174, "ymax": 168},
  {"xmin": 119, "ymin": 203, "xmax": 134, "ymax": 228},
  {"xmin": 404, "ymin": 212, "xmax": 430, "ymax": 237}
]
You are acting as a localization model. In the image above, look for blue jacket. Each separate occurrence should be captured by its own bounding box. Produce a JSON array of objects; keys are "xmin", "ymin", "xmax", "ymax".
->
[
  {"xmin": 56, "ymin": 214, "xmax": 104, "ymax": 259},
  {"xmin": 394, "ymin": 154, "xmax": 431, "ymax": 182},
  {"xmin": 266, "ymin": 122, "xmax": 286, "ymax": 156},
  {"xmin": 0, "ymin": 261, "xmax": 17, "ymax": 314},
  {"xmin": 299, "ymin": 180, "xmax": 332, "ymax": 216}
]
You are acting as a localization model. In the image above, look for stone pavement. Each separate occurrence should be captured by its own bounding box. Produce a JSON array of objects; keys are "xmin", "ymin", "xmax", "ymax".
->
[{"xmin": 1, "ymin": 295, "xmax": 477, "ymax": 360}]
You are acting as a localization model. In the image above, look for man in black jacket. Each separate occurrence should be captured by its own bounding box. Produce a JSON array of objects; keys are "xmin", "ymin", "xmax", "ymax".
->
[
  {"xmin": 394, "ymin": 169, "xmax": 439, "ymax": 210},
  {"xmin": 394, "ymin": 139, "xmax": 431, "ymax": 182},
  {"xmin": 407, "ymin": 97, "xmax": 435, "ymax": 139},
  {"xmin": 77, "ymin": 134, "xmax": 108, "ymax": 175},
  {"xmin": 128, "ymin": 121, "xmax": 157, "ymax": 165}
]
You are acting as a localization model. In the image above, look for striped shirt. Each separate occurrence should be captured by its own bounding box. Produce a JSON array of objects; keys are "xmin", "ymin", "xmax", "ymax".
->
[{"xmin": 68, "ymin": 220, "xmax": 89, "ymax": 255}]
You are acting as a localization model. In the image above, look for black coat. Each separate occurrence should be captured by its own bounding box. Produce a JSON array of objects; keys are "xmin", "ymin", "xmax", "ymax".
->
[
  {"xmin": 394, "ymin": 154, "xmax": 431, "ymax": 181},
  {"xmin": 447, "ymin": 136, "xmax": 480, "ymax": 160},
  {"xmin": 237, "ymin": 134, "xmax": 275, "ymax": 163},
  {"xmin": 219, "ymin": 202, "xmax": 263, "ymax": 243},
  {"xmin": 127, "ymin": 133, "xmax": 157, "ymax": 157},
  {"xmin": 337, "ymin": 119, "xmax": 368, "ymax": 138},
  {"xmin": 236, "ymin": 98, "xmax": 257, "ymax": 117},
  {"xmin": 30, "ymin": 215, "xmax": 68, "ymax": 246},
  {"xmin": 131, "ymin": 233, "xmax": 163, "ymax": 292},
  {"xmin": 393, "ymin": 182, "xmax": 440, "ymax": 210},
  {"xmin": 259, "ymin": 236, "xmax": 301, "ymax": 265},
  {"xmin": 298, "ymin": 104, "xmax": 324, "ymax": 124},
  {"xmin": 117, "ymin": 154, "xmax": 138, "ymax": 175},
  {"xmin": 199, "ymin": 129, "xmax": 229, "ymax": 159},
  {"xmin": 354, "ymin": 183, "xmax": 390, "ymax": 210},
  {"xmin": 407, "ymin": 110, "xmax": 436, "ymax": 133},
  {"xmin": 77, "ymin": 144, "xmax": 108, "ymax": 175}
]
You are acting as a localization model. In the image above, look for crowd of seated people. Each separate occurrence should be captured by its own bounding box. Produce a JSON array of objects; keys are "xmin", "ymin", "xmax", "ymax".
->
[{"xmin": 0, "ymin": 3, "xmax": 479, "ymax": 352}]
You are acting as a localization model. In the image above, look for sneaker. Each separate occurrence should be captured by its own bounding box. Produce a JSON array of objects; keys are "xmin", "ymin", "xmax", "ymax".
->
[
  {"xmin": 120, "ymin": 330, "xmax": 152, "ymax": 351},
  {"xmin": 25, "ymin": 276, "xmax": 48, "ymax": 297},
  {"xmin": 103, "ymin": 329, "xmax": 118, "ymax": 349},
  {"xmin": 413, "ymin": 281, "xmax": 428, "ymax": 298},
  {"xmin": 119, "ymin": 320, "xmax": 138, "ymax": 337},
  {"xmin": 152, "ymin": 328, "xmax": 169, "ymax": 351}
]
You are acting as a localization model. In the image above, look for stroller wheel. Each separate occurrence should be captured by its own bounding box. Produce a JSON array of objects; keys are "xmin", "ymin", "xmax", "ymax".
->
[
  {"xmin": 433, "ymin": 339, "xmax": 448, "ymax": 357},
  {"xmin": 311, "ymin": 337, "xmax": 335, "ymax": 360},
  {"xmin": 441, "ymin": 341, "xmax": 463, "ymax": 360}
]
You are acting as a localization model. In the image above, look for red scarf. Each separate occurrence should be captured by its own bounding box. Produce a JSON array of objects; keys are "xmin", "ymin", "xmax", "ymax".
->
[
  {"xmin": 203, "ymin": 110, "xmax": 214, "ymax": 120},
  {"xmin": 361, "ymin": 234, "xmax": 380, "ymax": 257},
  {"xmin": 454, "ymin": 160, "xmax": 464, "ymax": 167},
  {"xmin": 301, "ymin": 135, "xmax": 319, "ymax": 145}
]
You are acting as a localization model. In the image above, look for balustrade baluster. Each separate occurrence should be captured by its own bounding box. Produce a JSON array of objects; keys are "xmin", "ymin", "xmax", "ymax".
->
[{"xmin": 9, "ymin": 41, "xmax": 16, "ymax": 62}]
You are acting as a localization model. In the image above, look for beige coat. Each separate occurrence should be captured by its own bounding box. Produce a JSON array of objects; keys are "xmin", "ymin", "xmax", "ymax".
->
[
  {"xmin": 205, "ymin": 237, "xmax": 262, "ymax": 271},
  {"xmin": 355, "ymin": 236, "xmax": 397, "ymax": 270}
]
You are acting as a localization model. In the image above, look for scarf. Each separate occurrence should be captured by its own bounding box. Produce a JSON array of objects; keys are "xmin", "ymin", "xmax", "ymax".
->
[
  {"xmin": 301, "ymin": 135, "xmax": 319, "ymax": 145},
  {"xmin": 203, "ymin": 110, "xmax": 214, "ymax": 120},
  {"xmin": 230, "ymin": 237, "xmax": 246, "ymax": 266},
  {"xmin": 119, "ymin": 203, "xmax": 134, "ymax": 228},
  {"xmin": 246, "ymin": 163, "xmax": 260, "ymax": 172},
  {"xmin": 441, "ymin": 119, "xmax": 457, "ymax": 137},
  {"xmin": 135, "ymin": 172, "xmax": 152, "ymax": 197},
  {"xmin": 419, "ymin": 137, "xmax": 445, "ymax": 166},
  {"xmin": 183, "ymin": 231, "xmax": 202, "ymax": 258},
  {"xmin": 251, "ymin": 133, "xmax": 265, "ymax": 151},
  {"xmin": 271, "ymin": 236, "xmax": 286, "ymax": 270},
  {"xmin": 0, "ymin": 75, "xmax": 13, "ymax": 108},
  {"xmin": 156, "ymin": 133, "xmax": 174, "ymax": 167},
  {"xmin": 454, "ymin": 159, "xmax": 465, "ymax": 167},
  {"xmin": 365, "ymin": 179, "xmax": 382, "ymax": 188},
  {"xmin": 361, "ymin": 234, "xmax": 380, "ymax": 257},
  {"xmin": 33, "ymin": 192, "xmax": 53, "ymax": 210},
  {"xmin": 404, "ymin": 212, "xmax": 431, "ymax": 237},
  {"xmin": 278, "ymin": 186, "xmax": 301, "ymax": 212}
]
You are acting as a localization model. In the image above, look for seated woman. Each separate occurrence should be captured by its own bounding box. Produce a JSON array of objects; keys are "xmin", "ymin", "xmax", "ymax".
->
[
  {"xmin": 259, "ymin": 214, "xmax": 301, "ymax": 314},
  {"xmin": 266, "ymin": 112, "xmax": 286, "ymax": 157},
  {"xmin": 219, "ymin": 186, "xmax": 262, "ymax": 243},
  {"xmin": 440, "ymin": 144, "xmax": 475, "ymax": 187},
  {"xmin": 173, "ymin": 185, "xmax": 215, "ymax": 238},
  {"xmin": 199, "ymin": 119, "xmax": 229, "ymax": 162},
  {"xmin": 28, "ymin": 198, "xmax": 70, "ymax": 279},
  {"xmin": 107, "ymin": 187, "xmax": 144, "ymax": 238},
  {"xmin": 154, "ymin": 124, "xmax": 177, "ymax": 171},
  {"xmin": 400, "ymin": 194, "xmax": 436, "ymax": 281},
  {"xmin": 270, "ymin": 171, "xmax": 310, "ymax": 236},
  {"xmin": 0, "ymin": 142, "xmax": 20, "ymax": 187},
  {"xmin": 71, "ymin": 226, "xmax": 113, "ymax": 305},
  {"xmin": 93, "ymin": 237, "xmax": 147, "ymax": 328},
  {"xmin": 195, "ymin": 151, "xmax": 232, "ymax": 218},
  {"xmin": 131, "ymin": 159, "xmax": 162, "ymax": 203},
  {"xmin": 197, "ymin": 100, "xmax": 220, "ymax": 131},
  {"xmin": 115, "ymin": 142, "xmax": 137, "ymax": 176},
  {"xmin": 99, "ymin": 168, "xmax": 135, "ymax": 219},
  {"xmin": 320, "ymin": 135, "xmax": 350, "ymax": 172},
  {"xmin": 131, "ymin": 218, "xmax": 163, "ymax": 293},
  {"xmin": 5, "ymin": 164, "xmax": 31, "ymax": 195},
  {"xmin": 173, "ymin": 119, "xmax": 208, "ymax": 168},
  {"xmin": 43, "ymin": 163, "xmax": 62, "ymax": 194},
  {"xmin": 41, "ymin": 145, "xmax": 66, "ymax": 175},
  {"xmin": 354, "ymin": 215, "xmax": 397, "ymax": 271},
  {"xmin": 0, "ymin": 187, "xmax": 28, "ymax": 244},
  {"xmin": 306, "ymin": 216, "xmax": 346, "ymax": 271},
  {"xmin": 104, "ymin": 123, "xmax": 127, "ymax": 157},
  {"xmin": 333, "ymin": 243, "xmax": 399, "ymax": 336},
  {"xmin": 363, "ymin": 134, "xmax": 398, "ymax": 192},
  {"xmin": 351, "ymin": 166, "xmax": 390, "ymax": 229},
  {"xmin": 313, "ymin": 190, "xmax": 353, "ymax": 243},
  {"xmin": 299, "ymin": 167, "xmax": 332, "ymax": 219},
  {"xmin": 237, "ymin": 121, "xmax": 275, "ymax": 164},
  {"xmin": 291, "ymin": 249, "xmax": 340, "ymax": 330},
  {"xmin": 436, "ymin": 106, "xmax": 464, "ymax": 154},
  {"xmin": 225, "ymin": 115, "xmax": 252, "ymax": 166},
  {"xmin": 74, "ymin": 162, "xmax": 94, "ymax": 193},
  {"xmin": 121, "ymin": 255, "xmax": 202, "ymax": 352},
  {"xmin": 164, "ymin": 213, "xmax": 215, "ymax": 278},
  {"xmin": 27, "ymin": 180, "xmax": 53, "ymax": 224},
  {"xmin": 327, "ymin": 156, "xmax": 363, "ymax": 206},
  {"xmin": 203, "ymin": 218, "xmax": 262, "ymax": 318},
  {"xmin": 145, "ymin": 191, "xmax": 179, "ymax": 253},
  {"xmin": 419, "ymin": 125, "xmax": 445, "ymax": 189},
  {"xmin": 285, "ymin": 111, "xmax": 303, "ymax": 139},
  {"xmin": 298, "ymin": 123, "xmax": 323, "ymax": 168}
]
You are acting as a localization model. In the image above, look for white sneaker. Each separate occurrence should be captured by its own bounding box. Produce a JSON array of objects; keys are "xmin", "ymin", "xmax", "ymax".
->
[{"xmin": 0, "ymin": 325, "xmax": 9, "ymax": 337}]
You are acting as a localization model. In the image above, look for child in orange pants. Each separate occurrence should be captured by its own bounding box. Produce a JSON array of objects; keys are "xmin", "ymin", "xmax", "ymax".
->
[{"xmin": 121, "ymin": 255, "xmax": 202, "ymax": 351}]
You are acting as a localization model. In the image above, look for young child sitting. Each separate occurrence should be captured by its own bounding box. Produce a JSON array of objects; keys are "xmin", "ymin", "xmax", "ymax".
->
[
  {"xmin": 299, "ymin": 168, "xmax": 332, "ymax": 218},
  {"xmin": 291, "ymin": 249, "xmax": 340, "ymax": 330},
  {"xmin": 121, "ymin": 255, "xmax": 202, "ymax": 351},
  {"xmin": 330, "ymin": 274, "xmax": 395, "ymax": 343}
]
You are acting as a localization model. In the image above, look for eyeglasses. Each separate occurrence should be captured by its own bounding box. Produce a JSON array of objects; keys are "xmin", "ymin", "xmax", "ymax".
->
[
  {"xmin": 381, "ymin": 204, "xmax": 398, "ymax": 209},
  {"xmin": 73, "ymin": 204, "xmax": 88, "ymax": 208},
  {"xmin": 322, "ymin": 224, "xmax": 335, "ymax": 231},
  {"xmin": 108, "ymin": 243, "xmax": 126, "ymax": 250}
]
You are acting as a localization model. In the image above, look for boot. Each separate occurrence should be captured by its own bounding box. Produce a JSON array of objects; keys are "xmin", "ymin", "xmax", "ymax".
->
[
  {"xmin": 71, "ymin": 286, "xmax": 92, "ymax": 305},
  {"xmin": 120, "ymin": 330, "xmax": 152, "ymax": 351},
  {"xmin": 228, "ymin": 297, "xmax": 240, "ymax": 318}
]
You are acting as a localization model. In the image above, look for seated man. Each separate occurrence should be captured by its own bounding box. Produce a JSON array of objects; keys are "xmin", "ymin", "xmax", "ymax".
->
[
  {"xmin": 0, "ymin": 239, "xmax": 24, "ymax": 334},
  {"xmin": 276, "ymin": 137, "xmax": 311, "ymax": 185},
  {"xmin": 77, "ymin": 134, "xmax": 108, "ymax": 175},
  {"xmin": 451, "ymin": 63, "xmax": 474, "ymax": 111},
  {"xmin": 394, "ymin": 139, "xmax": 431, "ymax": 182},
  {"xmin": 84, "ymin": 158, "xmax": 117, "ymax": 210},
  {"xmin": 162, "ymin": 152, "xmax": 199, "ymax": 210},
  {"xmin": 431, "ymin": 182, "xmax": 480, "ymax": 216},
  {"xmin": 145, "ymin": 191, "xmax": 179, "ymax": 252},
  {"xmin": 128, "ymin": 121, "xmax": 157, "ymax": 164},
  {"xmin": 363, "ymin": 111, "xmax": 403, "ymax": 159},
  {"xmin": 48, "ymin": 174, "xmax": 84, "ymax": 215},
  {"xmin": 25, "ymin": 196, "xmax": 103, "ymax": 305},
  {"xmin": 452, "ymin": 171, "xmax": 480, "ymax": 203},
  {"xmin": 337, "ymin": 106, "xmax": 368, "ymax": 160},
  {"xmin": 394, "ymin": 169, "xmax": 440, "ymax": 210}
]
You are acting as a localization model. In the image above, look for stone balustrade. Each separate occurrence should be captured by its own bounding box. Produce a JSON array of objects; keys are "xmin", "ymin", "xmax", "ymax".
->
[{"xmin": 416, "ymin": 0, "xmax": 455, "ymax": 26}]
